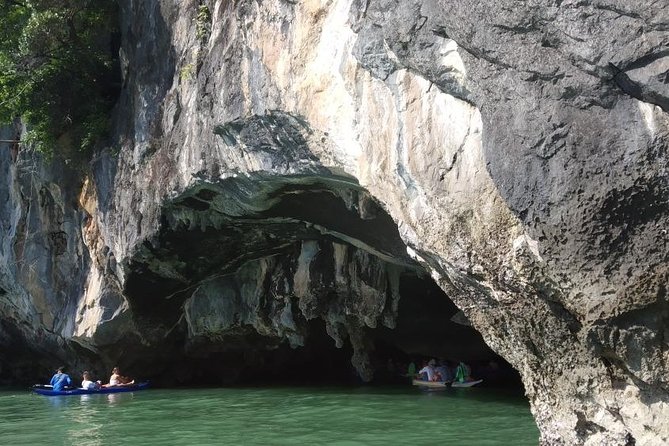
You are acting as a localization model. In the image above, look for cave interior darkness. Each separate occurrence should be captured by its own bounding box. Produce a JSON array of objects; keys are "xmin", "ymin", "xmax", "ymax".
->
[
  {"xmin": 234, "ymin": 273, "xmax": 524, "ymax": 388},
  {"xmin": 126, "ymin": 272, "xmax": 523, "ymax": 389},
  {"xmin": 119, "ymin": 177, "xmax": 523, "ymax": 390}
]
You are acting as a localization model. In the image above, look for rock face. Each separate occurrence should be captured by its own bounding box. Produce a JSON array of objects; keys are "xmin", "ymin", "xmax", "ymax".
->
[
  {"xmin": 0, "ymin": 0, "xmax": 668, "ymax": 444},
  {"xmin": 0, "ymin": 124, "xmax": 94, "ymax": 378}
]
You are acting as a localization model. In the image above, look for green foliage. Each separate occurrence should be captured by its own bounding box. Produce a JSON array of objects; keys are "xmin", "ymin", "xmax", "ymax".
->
[
  {"xmin": 196, "ymin": 4, "xmax": 211, "ymax": 41},
  {"xmin": 179, "ymin": 63, "xmax": 195, "ymax": 81},
  {"xmin": 0, "ymin": 0, "xmax": 120, "ymax": 156}
]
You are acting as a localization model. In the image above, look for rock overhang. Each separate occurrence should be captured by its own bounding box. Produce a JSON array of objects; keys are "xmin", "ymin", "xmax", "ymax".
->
[{"xmin": 118, "ymin": 171, "xmax": 438, "ymax": 379}]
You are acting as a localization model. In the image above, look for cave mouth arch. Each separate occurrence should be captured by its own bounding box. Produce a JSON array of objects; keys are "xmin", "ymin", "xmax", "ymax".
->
[{"xmin": 120, "ymin": 174, "xmax": 521, "ymax": 389}]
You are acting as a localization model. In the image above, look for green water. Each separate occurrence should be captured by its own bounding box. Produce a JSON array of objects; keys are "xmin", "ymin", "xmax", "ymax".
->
[{"xmin": 0, "ymin": 386, "xmax": 539, "ymax": 445}]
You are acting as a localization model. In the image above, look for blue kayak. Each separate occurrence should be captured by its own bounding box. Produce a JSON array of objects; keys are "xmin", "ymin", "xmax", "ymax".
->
[{"xmin": 32, "ymin": 382, "xmax": 149, "ymax": 396}]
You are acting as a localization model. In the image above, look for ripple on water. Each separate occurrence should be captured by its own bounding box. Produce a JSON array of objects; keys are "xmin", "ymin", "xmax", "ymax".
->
[{"xmin": 0, "ymin": 387, "xmax": 539, "ymax": 445}]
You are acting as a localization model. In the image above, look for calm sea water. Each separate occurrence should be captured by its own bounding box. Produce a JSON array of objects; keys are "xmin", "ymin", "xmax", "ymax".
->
[{"xmin": 0, "ymin": 386, "xmax": 538, "ymax": 445}]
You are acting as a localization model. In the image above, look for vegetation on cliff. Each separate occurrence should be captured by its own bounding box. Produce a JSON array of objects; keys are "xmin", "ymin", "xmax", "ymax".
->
[{"xmin": 0, "ymin": 0, "xmax": 120, "ymax": 156}]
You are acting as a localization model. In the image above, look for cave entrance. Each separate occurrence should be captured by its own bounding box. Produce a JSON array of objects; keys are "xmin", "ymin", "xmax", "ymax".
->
[
  {"xmin": 370, "ymin": 274, "xmax": 522, "ymax": 387},
  {"xmin": 230, "ymin": 273, "xmax": 521, "ymax": 388},
  {"xmin": 121, "ymin": 176, "xmax": 521, "ymax": 390}
]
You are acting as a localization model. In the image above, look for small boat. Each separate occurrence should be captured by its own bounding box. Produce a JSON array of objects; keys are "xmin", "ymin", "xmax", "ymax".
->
[
  {"xmin": 412, "ymin": 379, "xmax": 450, "ymax": 389},
  {"xmin": 32, "ymin": 382, "xmax": 150, "ymax": 396},
  {"xmin": 451, "ymin": 379, "xmax": 483, "ymax": 388}
]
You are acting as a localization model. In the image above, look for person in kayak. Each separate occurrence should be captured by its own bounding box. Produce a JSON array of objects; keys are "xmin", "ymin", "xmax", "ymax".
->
[
  {"xmin": 81, "ymin": 371, "xmax": 102, "ymax": 390},
  {"xmin": 454, "ymin": 361, "xmax": 474, "ymax": 383},
  {"xmin": 104, "ymin": 366, "xmax": 135, "ymax": 387},
  {"xmin": 406, "ymin": 361, "xmax": 416, "ymax": 380},
  {"xmin": 435, "ymin": 359, "xmax": 453, "ymax": 382},
  {"xmin": 49, "ymin": 366, "xmax": 72, "ymax": 391},
  {"xmin": 417, "ymin": 359, "xmax": 443, "ymax": 381}
]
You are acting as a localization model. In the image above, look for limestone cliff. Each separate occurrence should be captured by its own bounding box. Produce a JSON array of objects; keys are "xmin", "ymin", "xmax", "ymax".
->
[
  {"xmin": 0, "ymin": 1, "xmax": 667, "ymax": 445},
  {"xmin": 0, "ymin": 124, "xmax": 93, "ymax": 376}
]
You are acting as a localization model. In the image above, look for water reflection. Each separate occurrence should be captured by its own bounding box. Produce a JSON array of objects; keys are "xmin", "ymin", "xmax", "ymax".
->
[
  {"xmin": 67, "ymin": 395, "xmax": 103, "ymax": 446},
  {"xmin": 46, "ymin": 392, "xmax": 136, "ymax": 445},
  {"xmin": 107, "ymin": 392, "xmax": 134, "ymax": 405},
  {"xmin": 7, "ymin": 387, "xmax": 539, "ymax": 445},
  {"xmin": 45, "ymin": 396, "xmax": 72, "ymax": 409},
  {"xmin": 107, "ymin": 393, "xmax": 119, "ymax": 405}
]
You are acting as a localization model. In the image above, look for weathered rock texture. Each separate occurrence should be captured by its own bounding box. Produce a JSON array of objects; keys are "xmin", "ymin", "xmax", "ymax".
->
[
  {"xmin": 0, "ymin": 0, "xmax": 668, "ymax": 444},
  {"xmin": 0, "ymin": 124, "xmax": 95, "ymax": 378}
]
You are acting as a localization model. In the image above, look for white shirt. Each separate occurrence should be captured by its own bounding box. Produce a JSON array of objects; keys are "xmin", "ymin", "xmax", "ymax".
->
[
  {"xmin": 418, "ymin": 365, "xmax": 436, "ymax": 381},
  {"xmin": 81, "ymin": 379, "xmax": 98, "ymax": 390}
]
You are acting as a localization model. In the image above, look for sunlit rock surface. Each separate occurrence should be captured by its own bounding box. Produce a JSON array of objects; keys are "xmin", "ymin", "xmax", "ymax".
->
[{"xmin": 0, "ymin": 1, "xmax": 668, "ymax": 444}]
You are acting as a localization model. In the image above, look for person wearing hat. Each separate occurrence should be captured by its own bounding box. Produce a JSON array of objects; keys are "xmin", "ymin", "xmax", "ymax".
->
[{"xmin": 417, "ymin": 359, "xmax": 442, "ymax": 381}]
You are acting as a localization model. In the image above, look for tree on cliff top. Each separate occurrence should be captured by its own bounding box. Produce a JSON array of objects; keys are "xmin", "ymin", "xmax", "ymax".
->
[{"xmin": 0, "ymin": 0, "xmax": 120, "ymax": 156}]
